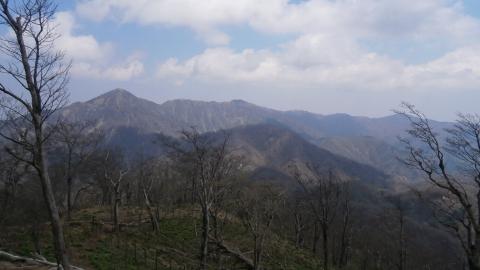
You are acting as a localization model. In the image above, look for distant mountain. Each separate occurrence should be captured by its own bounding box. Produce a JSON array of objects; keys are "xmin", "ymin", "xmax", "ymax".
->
[
  {"xmin": 57, "ymin": 89, "xmax": 452, "ymax": 183},
  {"xmin": 316, "ymin": 135, "xmax": 422, "ymax": 188},
  {"xmin": 225, "ymin": 123, "xmax": 390, "ymax": 188},
  {"xmin": 60, "ymin": 89, "xmax": 451, "ymax": 140},
  {"xmin": 59, "ymin": 89, "xmax": 276, "ymax": 137},
  {"xmin": 59, "ymin": 89, "xmax": 176, "ymax": 135}
]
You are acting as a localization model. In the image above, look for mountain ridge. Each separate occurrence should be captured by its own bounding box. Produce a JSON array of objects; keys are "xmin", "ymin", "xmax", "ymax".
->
[
  {"xmin": 61, "ymin": 89, "xmax": 452, "ymax": 138},
  {"xmin": 57, "ymin": 89, "xmax": 451, "ymax": 184}
]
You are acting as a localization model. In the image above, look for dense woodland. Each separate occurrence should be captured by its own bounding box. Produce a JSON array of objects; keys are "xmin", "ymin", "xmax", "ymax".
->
[{"xmin": 0, "ymin": 1, "xmax": 479, "ymax": 270}]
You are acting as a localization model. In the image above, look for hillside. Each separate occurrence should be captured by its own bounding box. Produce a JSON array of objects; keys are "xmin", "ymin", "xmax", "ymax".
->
[{"xmin": 225, "ymin": 123, "xmax": 390, "ymax": 188}]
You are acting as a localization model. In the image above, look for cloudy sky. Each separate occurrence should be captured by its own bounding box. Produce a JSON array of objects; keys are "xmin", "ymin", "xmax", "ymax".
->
[{"xmin": 36, "ymin": 1, "xmax": 480, "ymax": 119}]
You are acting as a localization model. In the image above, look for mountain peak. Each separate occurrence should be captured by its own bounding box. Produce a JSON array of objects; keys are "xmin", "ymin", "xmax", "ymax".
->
[
  {"xmin": 230, "ymin": 99, "xmax": 248, "ymax": 104},
  {"xmin": 102, "ymin": 88, "xmax": 136, "ymax": 98},
  {"xmin": 96, "ymin": 88, "xmax": 136, "ymax": 100},
  {"xmin": 85, "ymin": 88, "xmax": 146, "ymax": 108}
]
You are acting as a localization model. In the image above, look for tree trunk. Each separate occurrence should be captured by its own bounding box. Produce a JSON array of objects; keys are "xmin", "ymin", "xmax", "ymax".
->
[
  {"xmin": 470, "ymin": 193, "xmax": 480, "ymax": 270},
  {"xmin": 338, "ymin": 226, "xmax": 348, "ymax": 268},
  {"xmin": 322, "ymin": 223, "xmax": 329, "ymax": 270},
  {"xmin": 67, "ymin": 176, "xmax": 73, "ymax": 221},
  {"xmin": 191, "ymin": 177, "xmax": 196, "ymax": 204},
  {"xmin": 253, "ymin": 235, "xmax": 260, "ymax": 270},
  {"xmin": 31, "ymin": 221, "xmax": 41, "ymax": 255},
  {"xmin": 113, "ymin": 186, "xmax": 120, "ymax": 233},
  {"xmin": 399, "ymin": 213, "xmax": 406, "ymax": 270},
  {"xmin": 338, "ymin": 202, "xmax": 350, "ymax": 268},
  {"xmin": 200, "ymin": 205, "xmax": 210, "ymax": 270},
  {"xmin": 468, "ymin": 258, "xmax": 480, "ymax": 270},
  {"xmin": 254, "ymin": 234, "xmax": 266, "ymax": 270},
  {"xmin": 101, "ymin": 187, "xmax": 110, "ymax": 206},
  {"xmin": 469, "ymin": 234, "xmax": 480, "ymax": 270},
  {"xmin": 312, "ymin": 221, "xmax": 320, "ymax": 254},
  {"xmin": 35, "ymin": 137, "xmax": 71, "ymax": 270},
  {"xmin": 144, "ymin": 189, "xmax": 160, "ymax": 233},
  {"xmin": 294, "ymin": 213, "xmax": 304, "ymax": 249},
  {"xmin": 113, "ymin": 198, "xmax": 119, "ymax": 232}
]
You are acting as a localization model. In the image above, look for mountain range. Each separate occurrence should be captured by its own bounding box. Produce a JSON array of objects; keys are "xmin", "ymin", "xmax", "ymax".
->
[
  {"xmin": 58, "ymin": 88, "xmax": 452, "ymax": 188},
  {"xmin": 61, "ymin": 89, "xmax": 449, "ymax": 140}
]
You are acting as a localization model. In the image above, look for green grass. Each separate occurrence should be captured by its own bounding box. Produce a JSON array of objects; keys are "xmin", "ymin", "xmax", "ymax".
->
[{"xmin": 1, "ymin": 206, "xmax": 322, "ymax": 269}]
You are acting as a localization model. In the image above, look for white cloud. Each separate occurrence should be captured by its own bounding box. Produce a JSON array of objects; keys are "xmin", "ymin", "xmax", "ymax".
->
[
  {"xmin": 54, "ymin": 12, "xmax": 113, "ymax": 62},
  {"xmin": 76, "ymin": 0, "xmax": 261, "ymax": 45},
  {"xmin": 75, "ymin": 0, "xmax": 480, "ymax": 94},
  {"xmin": 403, "ymin": 46, "xmax": 480, "ymax": 90},
  {"xmin": 72, "ymin": 57, "xmax": 144, "ymax": 81},
  {"xmin": 54, "ymin": 11, "xmax": 144, "ymax": 81},
  {"xmin": 156, "ymin": 34, "xmax": 480, "ymax": 92},
  {"xmin": 76, "ymin": 0, "xmax": 480, "ymax": 46}
]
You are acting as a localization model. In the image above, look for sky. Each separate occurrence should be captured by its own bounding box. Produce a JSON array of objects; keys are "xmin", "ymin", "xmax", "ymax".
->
[{"xmin": 10, "ymin": 0, "xmax": 480, "ymax": 120}]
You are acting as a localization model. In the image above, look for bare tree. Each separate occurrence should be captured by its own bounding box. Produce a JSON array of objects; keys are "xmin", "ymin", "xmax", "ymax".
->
[
  {"xmin": 236, "ymin": 183, "xmax": 283, "ymax": 270},
  {"xmin": 291, "ymin": 195, "xmax": 308, "ymax": 249},
  {"xmin": 396, "ymin": 103, "xmax": 480, "ymax": 270},
  {"xmin": 136, "ymin": 157, "xmax": 160, "ymax": 233},
  {"xmin": 102, "ymin": 150, "xmax": 129, "ymax": 233},
  {"xmin": 292, "ymin": 164, "xmax": 342, "ymax": 270},
  {"xmin": 0, "ymin": 0, "xmax": 71, "ymax": 268},
  {"xmin": 334, "ymin": 183, "xmax": 352, "ymax": 269},
  {"xmin": 393, "ymin": 199, "xmax": 407, "ymax": 270},
  {"xmin": 53, "ymin": 121, "xmax": 103, "ymax": 220},
  {"xmin": 171, "ymin": 128, "xmax": 235, "ymax": 270},
  {"xmin": 0, "ymin": 147, "xmax": 28, "ymax": 225}
]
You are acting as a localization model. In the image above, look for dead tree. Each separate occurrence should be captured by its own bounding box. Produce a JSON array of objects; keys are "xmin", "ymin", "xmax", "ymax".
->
[
  {"xmin": 0, "ymin": 0, "xmax": 71, "ymax": 268},
  {"xmin": 292, "ymin": 165, "xmax": 342, "ymax": 270},
  {"xmin": 396, "ymin": 103, "xmax": 480, "ymax": 270}
]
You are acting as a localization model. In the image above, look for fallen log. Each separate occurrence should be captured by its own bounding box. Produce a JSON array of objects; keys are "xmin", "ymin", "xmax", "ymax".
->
[
  {"xmin": 210, "ymin": 238, "xmax": 254, "ymax": 269},
  {"xmin": 0, "ymin": 250, "xmax": 83, "ymax": 270}
]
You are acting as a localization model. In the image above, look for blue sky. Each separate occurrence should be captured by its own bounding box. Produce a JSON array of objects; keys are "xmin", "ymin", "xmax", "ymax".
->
[{"xmin": 25, "ymin": 1, "xmax": 480, "ymax": 120}]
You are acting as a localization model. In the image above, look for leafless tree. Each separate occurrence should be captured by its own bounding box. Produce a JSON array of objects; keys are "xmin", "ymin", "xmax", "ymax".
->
[
  {"xmin": 394, "ymin": 199, "xmax": 407, "ymax": 270},
  {"xmin": 53, "ymin": 120, "xmax": 103, "ymax": 220},
  {"xmin": 292, "ymin": 164, "xmax": 342, "ymax": 270},
  {"xmin": 0, "ymin": 0, "xmax": 71, "ymax": 268},
  {"xmin": 236, "ymin": 183, "xmax": 283, "ymax": 270},
  {"xmin": 136, "ymin": 158, "xmax": 160, "ymax": 233},
  {"xmin": 334, "ymin": 183, "xmax": 352, "ymax": 269},
  {"xmin": 0, "ymin": 147, "xmax": 28, "ymax": 225},
  {"xmin": 170, "ymin": 128, "xmax": 235, "ymax": 270},
  {"xmin": 102, "ymin": 150, "xmax": 129, "ymax": 233},
  {"xmin": 396, "ymin": 103, "xmax": 480, "ymax": 270},
  {"xmin": 379, "ymin": 195, "xmax": 409, "ymax": 270},
  {"xmin": 291, "ymin": 195, "xmax": 308, "ymax": 249}
]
